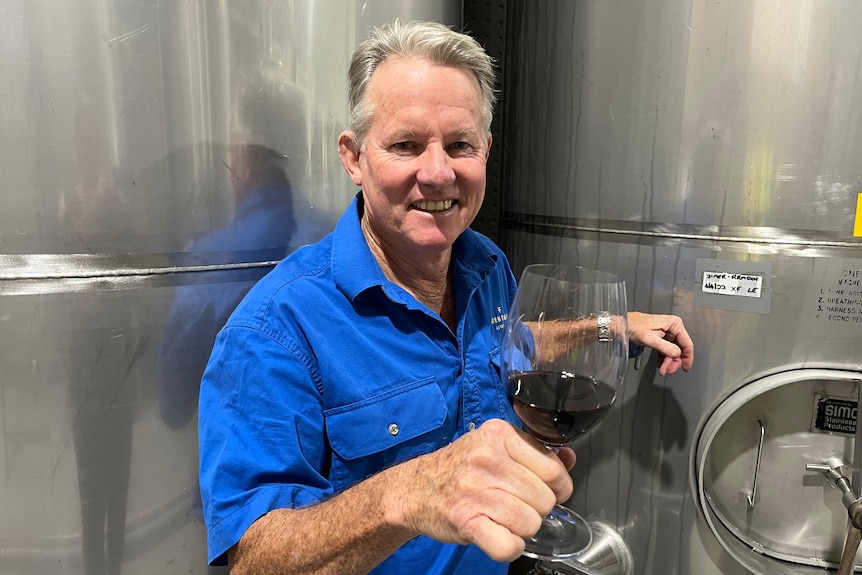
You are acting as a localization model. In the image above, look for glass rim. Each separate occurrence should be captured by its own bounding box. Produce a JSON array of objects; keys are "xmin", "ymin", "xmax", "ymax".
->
[{"xmin": 520, "ymin": 263, "xmax": 625, "ymax": 285}]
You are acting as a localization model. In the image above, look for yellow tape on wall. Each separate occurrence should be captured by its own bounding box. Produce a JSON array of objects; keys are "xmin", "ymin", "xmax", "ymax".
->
[{"xmin": 856, "ymin": 192, "xmax": 862, "ymax": 237}]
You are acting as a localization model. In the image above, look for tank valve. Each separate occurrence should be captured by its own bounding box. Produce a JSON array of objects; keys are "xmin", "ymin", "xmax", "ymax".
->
[
  {"xmin": 805, "ymin": 460, "xmax": 862, "ymax": 575},
  {"xmin": 805, "ymin": 460, "xmax": 862, "ymax": 523}
]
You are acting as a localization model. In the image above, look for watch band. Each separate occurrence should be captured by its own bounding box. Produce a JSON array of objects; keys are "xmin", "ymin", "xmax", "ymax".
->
[{"xmin": 597, "ymin": 311, "xmax": 612, "ymax": 342}]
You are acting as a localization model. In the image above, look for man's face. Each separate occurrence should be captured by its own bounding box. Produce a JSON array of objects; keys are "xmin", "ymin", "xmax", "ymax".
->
[{"xmin": 339, "ymin": 56, "xmax": 491, "ymax": 257}]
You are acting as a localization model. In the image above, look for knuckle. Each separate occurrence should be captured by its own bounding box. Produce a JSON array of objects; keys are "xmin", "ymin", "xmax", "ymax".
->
[
  {"xmin": 449, "ymin": 503, "xmax": 478, "ymax": 534},
  {"xmin": 536, "ymin": 489, "xmax": 558, "ymax": 516},
  {"xmin": 522, "ymin": 511, "xmax": 544, "ymax": 538},
  {"xmin": 504, "ymin": 498, "xmax": 548, "ymax": 537},
  {"xmin": 465, "ymin": 441, "xmax": 499, "ymax": 469},
  {"xmin": 487, "ymin": 536, "xmax": 525, "ymax": 563},
  {"xmin": 538, "ymin": 454, "xmax": 566, "ymax": 482},
  {"xmin": 479, "ymin": 418, "xmax": 510, "ymax": 436}
]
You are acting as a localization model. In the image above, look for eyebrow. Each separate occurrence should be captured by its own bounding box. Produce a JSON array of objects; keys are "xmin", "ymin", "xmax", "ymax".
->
[
  {"xmin": 388, "ymin": 128, "xmax": 483, "ymax": 141},
  {"xmin": 451, "ymin": 128, "xmax": 483, "ymax": 141},
  {"xmin": 388, "ymin": 129, "xmax": 418, "ymax": 141}
]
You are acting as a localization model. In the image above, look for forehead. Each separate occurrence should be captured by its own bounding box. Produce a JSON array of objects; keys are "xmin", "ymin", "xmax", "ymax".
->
[{"xmin": 366, "ymin": 56, "xmax": 483, "ymax": 121}]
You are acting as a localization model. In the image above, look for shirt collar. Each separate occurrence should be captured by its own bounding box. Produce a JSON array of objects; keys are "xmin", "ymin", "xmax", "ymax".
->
[
  {"xmin": 331, "ymin": 193, "xmax": 386, "ymax": 300},
  {"xmin": 332, "ymin": 191, "xmax": 499, "ymax": 301}
]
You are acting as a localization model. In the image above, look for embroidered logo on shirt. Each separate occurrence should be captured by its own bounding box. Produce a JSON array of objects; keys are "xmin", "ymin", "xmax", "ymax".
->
[{"xmin": 490, "ymin": 306, "xmax": 508, "ymax": 331}]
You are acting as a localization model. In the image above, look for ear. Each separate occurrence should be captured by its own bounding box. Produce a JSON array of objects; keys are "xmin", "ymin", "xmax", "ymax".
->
[
  {"xmin": 338, "ymin": 131, "xmax": 363, "ymax": 186},
  {"xmin": 485, "ymin": 134, "xmax": 493, "ymax": 161}
]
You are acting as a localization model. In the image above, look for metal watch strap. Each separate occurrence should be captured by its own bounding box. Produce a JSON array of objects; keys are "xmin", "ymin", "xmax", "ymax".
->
[{"xmin": 597, "ymin": 311, "xmax": 612, "ymax": 342}]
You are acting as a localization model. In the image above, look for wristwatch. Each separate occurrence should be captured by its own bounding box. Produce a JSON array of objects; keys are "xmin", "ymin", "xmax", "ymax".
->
[{"xmin": 597, "ymin": 311, "xmax": 612, "ymax": 342}]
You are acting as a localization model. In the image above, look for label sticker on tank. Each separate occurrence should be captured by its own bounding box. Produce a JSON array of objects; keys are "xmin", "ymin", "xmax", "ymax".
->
[
  {"xmin": 701, "ymin": 271, "xmax": 763, "ymax": 298},
  {"xmin": 812, "ymin": 394, "xmax": 857, "ymax": 436},
  {"xmin": 694, "ymin": 259, "xmax": 772, "ymax": 314}
]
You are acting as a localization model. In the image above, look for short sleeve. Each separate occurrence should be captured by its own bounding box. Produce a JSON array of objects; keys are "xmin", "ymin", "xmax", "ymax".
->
[{"xmin": 198, "ymin": 324, "xmax": 330, "ymax": 565}]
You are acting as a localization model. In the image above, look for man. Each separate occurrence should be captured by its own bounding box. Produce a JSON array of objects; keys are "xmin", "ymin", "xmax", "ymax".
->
[{"xmin": 198, "ymin": 20, "xmax": 694, "ymax": 575}]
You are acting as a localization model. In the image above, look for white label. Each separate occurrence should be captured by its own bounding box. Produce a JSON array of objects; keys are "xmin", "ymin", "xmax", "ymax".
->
[{"xmin": 702, "ymin": 271, "xmax": 763, "ymax": 298}]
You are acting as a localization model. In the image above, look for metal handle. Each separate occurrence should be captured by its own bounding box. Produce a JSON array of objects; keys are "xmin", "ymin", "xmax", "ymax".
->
[
  {"xmin": 747, "ymin": 418, "xmax": 765, "ymax": 508},
  {"xmin": 805, "ymin": 459, "xmax": 862, "ymax": 513},
  {"xmin": 805, "ymin": 456, "xmax": 862, "ymax": 575}
]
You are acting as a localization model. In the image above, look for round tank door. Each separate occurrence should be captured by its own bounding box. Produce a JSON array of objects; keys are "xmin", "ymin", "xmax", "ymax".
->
[{"xmin": 694, "ymin": 369, "xmax": 862, "ymax": 574}]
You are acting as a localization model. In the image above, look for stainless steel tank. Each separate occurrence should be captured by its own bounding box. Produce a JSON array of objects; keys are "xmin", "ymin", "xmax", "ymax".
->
[
  {"xmin": 0, "ymin": 1, "xmax": 459, "ymax": 573},
  {"xmin": 496, "ymin": 1, "xmax": 862, "ymax": 574}
]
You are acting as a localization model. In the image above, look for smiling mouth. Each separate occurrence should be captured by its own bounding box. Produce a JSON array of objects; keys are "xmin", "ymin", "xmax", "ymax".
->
[{"xmin": 411, "ymin": 199, "xmax": 456, "ymax": 213}]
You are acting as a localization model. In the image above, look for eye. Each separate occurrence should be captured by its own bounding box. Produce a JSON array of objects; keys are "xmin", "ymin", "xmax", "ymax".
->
[
  {"xmin": 448, "ymin": 141, "xmax": 474, "ymax": 155},
  {"xmin": 391, "ymin": 140, "xmax": 425, "ymax": 153}
]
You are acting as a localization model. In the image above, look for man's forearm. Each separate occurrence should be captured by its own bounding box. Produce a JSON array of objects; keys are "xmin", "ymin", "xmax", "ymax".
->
[
  {"xmin": 225, "ymin": 417, "xmax": 569, "ymax": 572},
  {"xmin": 228, "ymin": 467, "xmax": 416, "ymax": 575}
]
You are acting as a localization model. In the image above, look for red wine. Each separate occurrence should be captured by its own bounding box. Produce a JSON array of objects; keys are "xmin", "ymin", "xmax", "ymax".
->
[{"xmin": 508, "ymin": 371, "xmax": 616, "ymax": 446}]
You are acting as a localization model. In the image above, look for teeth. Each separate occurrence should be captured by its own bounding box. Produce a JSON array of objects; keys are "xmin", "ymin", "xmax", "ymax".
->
[{"xmin": 414, "ymin": 200, "xmax": 454, "ymax": 212}]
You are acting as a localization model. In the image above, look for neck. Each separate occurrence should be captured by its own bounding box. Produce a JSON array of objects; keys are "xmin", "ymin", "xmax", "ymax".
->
[{"xmin": 361, "ymin": 216, "xmax": 456, "ymax": 328}]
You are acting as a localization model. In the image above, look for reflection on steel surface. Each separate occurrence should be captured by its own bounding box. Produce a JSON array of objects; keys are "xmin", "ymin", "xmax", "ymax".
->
[
  {"xmin": 0, "ymin": 1, "xmax": 461, "ymax": 574},
  {"xmin": 498, "ymin": 2, "xmax": 862, "ymax": 575},
  {"xmin": 531, "ymin": 520, "xmax": 634, "ymax": 575},
  {"xmin": 0, "ymin": 252, "xmax": 285, "ymax": 296},
  {"xmin": 502, "ymin": 213, "xmax": 862, "ymax": 251}
]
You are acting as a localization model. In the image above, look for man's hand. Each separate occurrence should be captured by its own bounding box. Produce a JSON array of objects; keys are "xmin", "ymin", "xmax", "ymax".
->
[
  {"xmin": 627, "ymin": 311, "xmax": 694, "ymax": 376},
  {"xmin": 228, "ymin": 420, "xmax": 575, "ymax": 575},
  {"xmin": 385, "ymin": 419, "xmax": 575, "ymax": 562}
]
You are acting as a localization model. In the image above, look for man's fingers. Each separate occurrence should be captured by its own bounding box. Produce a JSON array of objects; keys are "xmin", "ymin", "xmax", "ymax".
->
[
  {"xmin": 657, "ymin": 355, "xmax": 683, "ymax": 376},
  {"xmin": 629, "ymin": 311, "xmax": 695, "ymax": 375},
  {"xmin": 463, "ymin": 515, "xmax": 527, "ymax": 563},
  {"xmin": 650, "ymin": 337, "xmax": 683, "ymax": 362},
  {"xmin": 500, "ymin": 424, "xmax": 574, "ymax": 505},
  {"xmin": 556, "ymin": 446, "xmax": 576, "ymax": 470},
  {"xmin": 475, "ymin": 489, "xmax": 545, "ymax": 539},
  {"xmin": 667, "ymin": 319, "xmax": 695, "ymax": 370}
]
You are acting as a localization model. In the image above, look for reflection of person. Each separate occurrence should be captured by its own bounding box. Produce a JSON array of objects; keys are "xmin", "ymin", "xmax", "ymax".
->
[
  {"xmin": 198, "ymin": 20, "xmax": 694, "ymax": 575},
  {"xmin": 68, "ymin": 293, "xmax": 137, "ymax": 575},
  {"xmin": 156, "ymin": 69, "xmax": 333, "ymax": 575},
  {"xmin": 158, "ymin": 68, "xmax": 333, "ymax": 431},
  {"xmin": 64, "ymin": 98, "xmax": 144, "ymax": 575}
]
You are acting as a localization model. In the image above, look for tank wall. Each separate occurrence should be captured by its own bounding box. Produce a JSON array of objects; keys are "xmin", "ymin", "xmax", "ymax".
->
[
  {"xmin": 0, "ymin": 2, "xmax": 460, "ymax": 573},
  {"xmin": 503, "ymin": 0, "xmax": 862, "ymax": 231},
  {"xmin": 499, "ymin": 1, "xmax": 862, "ymax": 574}
]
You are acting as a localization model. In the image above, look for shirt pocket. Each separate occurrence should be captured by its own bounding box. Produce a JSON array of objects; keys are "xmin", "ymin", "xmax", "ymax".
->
[{"xmin": 324, "ymin": 378, "xmax": 449, "ymax": 488}]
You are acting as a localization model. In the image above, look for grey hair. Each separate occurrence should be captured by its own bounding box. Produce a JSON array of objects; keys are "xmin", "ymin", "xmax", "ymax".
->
[{"xmin": 346, "ymin": 20, "xmax": 497, "ymax": 148}]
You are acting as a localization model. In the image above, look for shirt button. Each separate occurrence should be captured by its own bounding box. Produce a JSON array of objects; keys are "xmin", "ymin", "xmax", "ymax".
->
[
  {"xmin": 468, "ymin": 422, "xmax": 476, "ymax": 431},
  {"xmin": 388, "ymin": 423, "xmax": 400, "ymax": 436}
]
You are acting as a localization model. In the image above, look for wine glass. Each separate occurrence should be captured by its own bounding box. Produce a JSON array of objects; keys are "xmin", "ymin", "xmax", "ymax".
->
[{"xmin": 501, "ymin": 264, "xmax": 630, "ymax": 561}]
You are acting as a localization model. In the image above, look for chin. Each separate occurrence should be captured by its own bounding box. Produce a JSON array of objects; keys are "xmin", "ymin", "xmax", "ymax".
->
[
  {"xmin": 405, "ymin": 216, "xmax": 469, "ymax": 251},
  {"xmin": 410, "ymin": 231, "xmax": 460, "ymax": 252}
]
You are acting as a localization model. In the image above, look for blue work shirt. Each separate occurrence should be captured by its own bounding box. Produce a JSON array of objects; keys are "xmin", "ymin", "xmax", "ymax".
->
[{"xmin": 198, "ymin": 193, "xmax": 520, "ymax": 573}]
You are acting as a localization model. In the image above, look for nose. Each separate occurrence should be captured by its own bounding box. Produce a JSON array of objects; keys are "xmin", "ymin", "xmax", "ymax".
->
[{"xmin": 416, "ymin": 144, "xmax": 456, "ymax": 187}]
